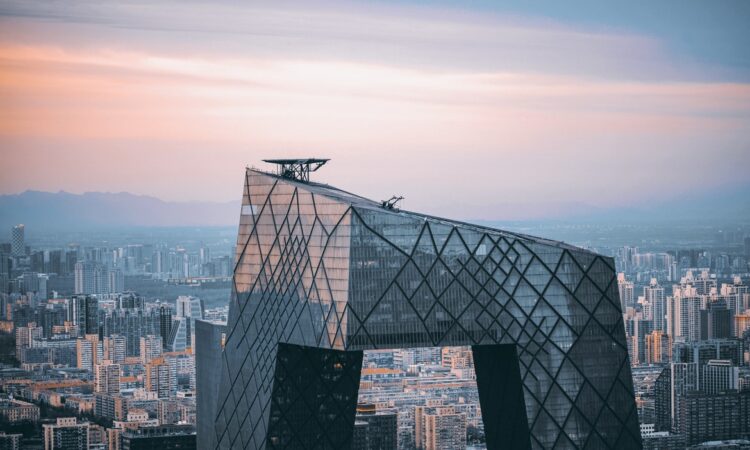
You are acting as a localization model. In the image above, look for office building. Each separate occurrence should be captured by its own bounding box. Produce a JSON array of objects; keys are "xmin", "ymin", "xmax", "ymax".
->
[{"xmin": 199, "ymin": 162, "xmax": 640, "ymax": 449}]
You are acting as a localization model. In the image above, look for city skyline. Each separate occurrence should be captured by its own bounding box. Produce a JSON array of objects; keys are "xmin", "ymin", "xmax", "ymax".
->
[
  {"xmin": 2, "ymin": 0, "xmax": 750, "ymax": 219},
  {"xmin": 1, "ymin": 1, "xmax": 749, "ymax": 449}
]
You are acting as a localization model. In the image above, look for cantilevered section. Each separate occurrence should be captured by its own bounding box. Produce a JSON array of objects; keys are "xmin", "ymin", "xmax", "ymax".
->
[
  {"xmin": 262, "ymin": 158, "xmax": 329, "ymax": 182},
  {"xmin": 200, "ymin": 163, "xmax": 642, "ymax": 450}
]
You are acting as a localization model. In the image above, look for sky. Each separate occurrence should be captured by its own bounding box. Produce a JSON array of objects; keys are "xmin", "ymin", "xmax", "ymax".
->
[{"xmin": 1, "ymin": 0, "xmax": 749, "ymax": 220}]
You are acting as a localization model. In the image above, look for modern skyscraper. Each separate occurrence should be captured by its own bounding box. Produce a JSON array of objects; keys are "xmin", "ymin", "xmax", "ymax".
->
[
  {"xmin": 199, "ymin": 162, "xmax": 640, "ymax": 449},
  {"xmin": 10, "ymin": 225, "xmax": 24, "ymax": 257}
]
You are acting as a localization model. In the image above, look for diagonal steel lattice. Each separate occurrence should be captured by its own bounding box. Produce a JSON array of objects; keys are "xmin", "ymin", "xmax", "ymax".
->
[{"xmin": 207, "ymin": 168, "xmax": 642, "ymax": 450}]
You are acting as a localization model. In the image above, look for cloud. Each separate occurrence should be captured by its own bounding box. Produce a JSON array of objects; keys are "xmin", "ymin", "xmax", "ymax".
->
[{"xmin": 0, "ymin": 1, "xmax": 749, "ymax": 219}]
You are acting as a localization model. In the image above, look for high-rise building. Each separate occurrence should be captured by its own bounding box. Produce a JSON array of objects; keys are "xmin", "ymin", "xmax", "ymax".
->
[
  {"xmin": 0, "ymin": 431, "xmax": 21, "ymax": 450},
  {"xmin": 43, "ymin": 417, "xmax": 89, "ymax": 450},
  {"xmin": 75, "ymin": 261, "xmax": 108, "ymax": 295},
  {"xmin": 10, "ymin": 225, "xmax": 24, "ymax": 258},
  {"xmin": 95, "ymin": 360, "xmax": 121, "ymax": 394},
  {"xmin": 667, "ymin": 285, "xmax": 702, "ymax": 342},
  {"xmin": 669, "ymin": 362, "xmax": 700, "ymax": 432},
  {"xmin": 103, "ymin": 334, "xmax": 126, "ymax": 363},
  {"xmin": 618, "ymin": 273, "xmax": 635, "ymax": 310},
  {"xmin": 631, "ymin": 317, "xmax": 653, "ymax": 365},
  {"xmin": 199, "ymin": 163, "xmax": 640, "ymax": 449},
  {"xmin": 176, "ymin": 296, "xmax": 203, "ymax": 349},
  {"xmin": 677, "ymin": 390, "xmax": 750, "ymax": 445},
  {"xmin": 673, "ymin": 339, "xmax": 744, "ymax": 367},
  {"xmin": 736, "ymin": 311, "xmax": 750, "ymax": 338},
  {"xmin": 701, "ymin": 359, "xmax": 739, "ymax": 394},
  {"xmin": 146, "ymin": 357, "xmax": 173, "ymax": 398},
  {"xmin": 109, "ymin": 268, "xmax": 125, "ymax": 293},
  {"xmin": 119, "ymin": 424, "xmax": 196, "ymax": 450},
  {"xmin": 195, "ymin": 320, "xmax": 226, "ymax": 450},
  {"xmin": 15, "ymin": 322, "xmax": 42, "ymax": 360},
  {"xmin": 140, "ymin": 335, "xmax": 163, "ymax": 364},
  {"xmin": 686, "ymin": 269, "xmax": 717, "ymax": 296},
  {"xmin": 176, "ymin": 296, "xmax": 203, "ymax": 320},
  {"xmin": 166, "ymin": 317, "xmax": 187, "ymax": 352},
  {"xmin": 351, "ymin": 404, "xmax": 397, "ymax": 450},
  {"xmin": 417, "ymin": 406, "xmax": 467, "ymax": 450},
  {"xmin": 645, "ymin": 330, "xmax": 671, "ymax": 365},
  {"xmin": 158, "ymin": 305, "xmax": 172, "ymax": 350},
  {"xmin": 76, "ymin": 334, "xmax": 102, "ymax": 371},
  {"xmin": 700, "ymin": 301, "xmax": 732, "ymax": 340},
  {"xmin": 645, "ymin": 278, "xmax": 666, "ymax": 331}
]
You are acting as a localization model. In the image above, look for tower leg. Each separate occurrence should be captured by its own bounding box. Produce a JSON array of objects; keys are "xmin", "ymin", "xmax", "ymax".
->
[
  {"xmin": 473, "ymin": 344, "xmax": 531, "ymax": 450},
  {"xmin": 266, "ymin": 343, "xmax": 363, "ymax": 449}
]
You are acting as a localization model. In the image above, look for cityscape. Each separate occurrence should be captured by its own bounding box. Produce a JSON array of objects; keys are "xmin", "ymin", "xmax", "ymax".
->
[
  {"xmin": 2, "ymin": 0, "xmax": 750, "ymax": 449},
  {"xmin": 0, "ymin": 162, "xmax": 749, "ymax": 449}
]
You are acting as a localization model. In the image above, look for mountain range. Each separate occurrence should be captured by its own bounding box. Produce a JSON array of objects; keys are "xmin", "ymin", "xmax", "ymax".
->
[
  {"xmin": 0, "ymin": 191, "xmax": 240, "ymax": 231},
  {"xmin": 0, "ymin": 184, "xmax": 748, "ymax": 232}
]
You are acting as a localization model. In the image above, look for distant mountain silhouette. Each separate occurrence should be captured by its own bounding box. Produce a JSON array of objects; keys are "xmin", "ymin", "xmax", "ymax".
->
[
  {"xmin": 0, "ymin": 191, "xmax": 240, "ymax": 231},
  {"xmin": 477, "ymin": 183, "xmax": 750, "ymax": 225},
  {"xmin": 1, "ymin": 183, "xmax": 748, "ymax": 232}
]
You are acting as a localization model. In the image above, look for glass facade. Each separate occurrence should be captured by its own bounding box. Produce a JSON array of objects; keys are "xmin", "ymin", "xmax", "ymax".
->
[{"xmin": 205, "ymin": 169, "xmax": 641, "ymax": 449}]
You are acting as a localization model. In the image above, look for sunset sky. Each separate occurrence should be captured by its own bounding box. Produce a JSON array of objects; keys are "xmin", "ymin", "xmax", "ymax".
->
[{"xmin": 1, "ymin": 0, "xmax": 749, "ymax": 220}]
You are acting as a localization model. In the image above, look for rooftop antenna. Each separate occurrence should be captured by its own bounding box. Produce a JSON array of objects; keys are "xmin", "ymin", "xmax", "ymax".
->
[
  {"xmin": 262, "ymin": 158, "xmax": 329, "ymax": 182},
  {"xmin": 381, "ymin": 195, "xmax": 404, "ymax": 210}
]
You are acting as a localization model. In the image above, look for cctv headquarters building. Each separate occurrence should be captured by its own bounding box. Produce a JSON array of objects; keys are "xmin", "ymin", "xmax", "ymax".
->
[{"xmin": 196, "ymin": 160, "xmax": 641, "ymax": 449}]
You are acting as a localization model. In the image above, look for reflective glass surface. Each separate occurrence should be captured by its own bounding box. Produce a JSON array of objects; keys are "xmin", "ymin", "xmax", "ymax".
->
[{"xmin": 209, "ymin": 169, "xmax": 641, "ymax": 449}]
